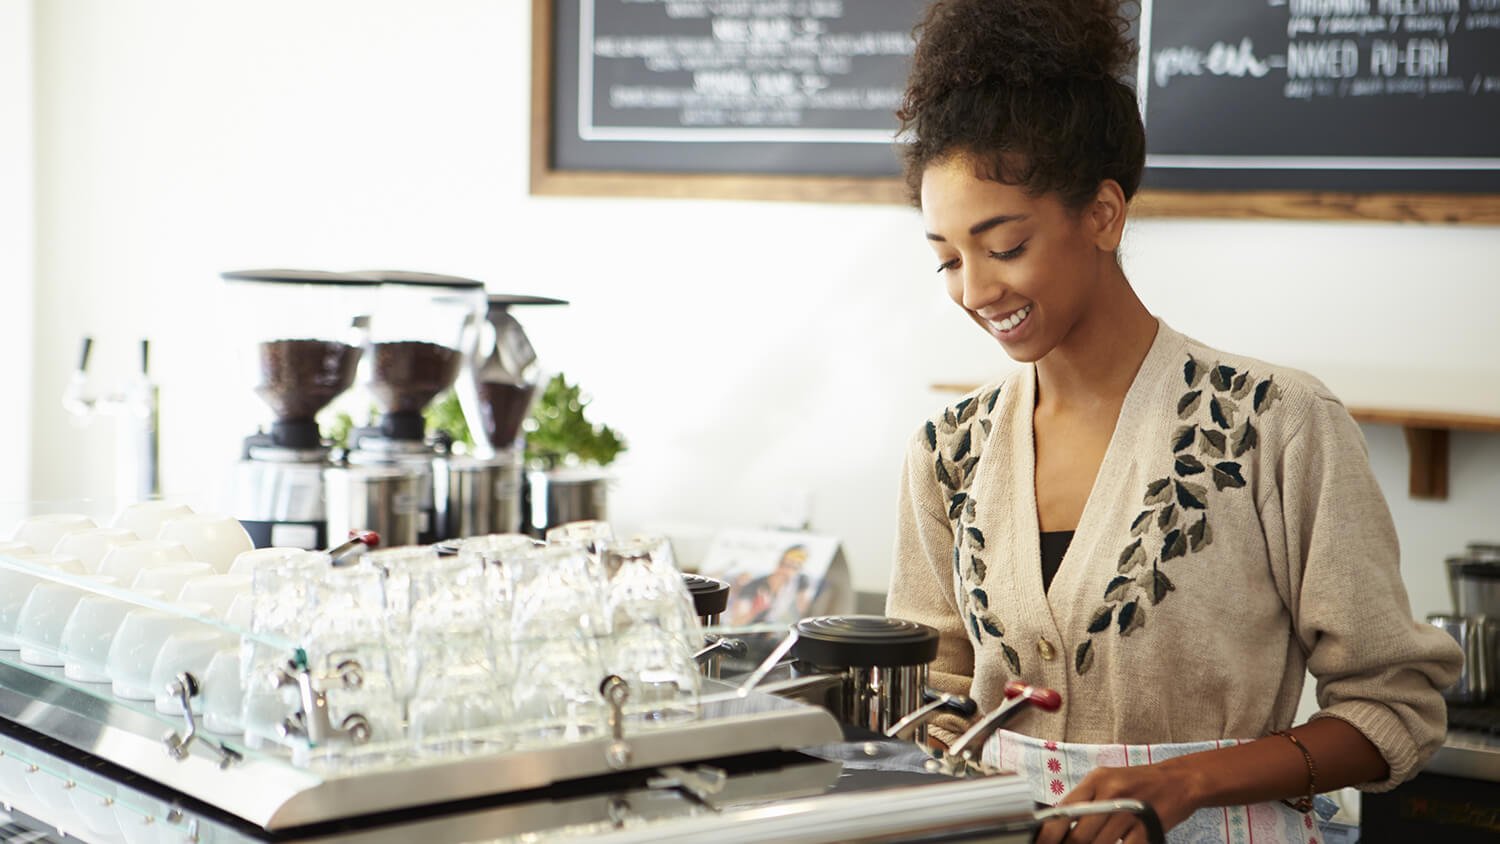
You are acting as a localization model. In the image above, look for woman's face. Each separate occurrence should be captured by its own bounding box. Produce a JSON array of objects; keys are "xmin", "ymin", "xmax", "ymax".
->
[{"xmin": 920, "ymin": 156, "xmax": 1117, "ymax": 363}]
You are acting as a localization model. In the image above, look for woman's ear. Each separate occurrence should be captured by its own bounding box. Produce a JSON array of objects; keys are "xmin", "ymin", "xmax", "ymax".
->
[{"xmin": 1088, "ymin": 179, "xmax": 1128, "ymax": 252}]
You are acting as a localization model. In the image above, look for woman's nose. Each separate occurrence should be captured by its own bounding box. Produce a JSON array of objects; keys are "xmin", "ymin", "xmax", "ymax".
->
[{"xmin": 960, "ymin": 262, "xmax": 1006, "ymax": 312}]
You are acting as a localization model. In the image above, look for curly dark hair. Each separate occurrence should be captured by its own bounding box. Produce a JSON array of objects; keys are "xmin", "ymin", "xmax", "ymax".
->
[{"xmin": 897, "ymin": 0, "xmax": 1145, "ymax": 210}]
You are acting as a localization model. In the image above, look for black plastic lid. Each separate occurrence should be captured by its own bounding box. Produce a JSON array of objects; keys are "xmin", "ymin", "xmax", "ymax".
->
[
  {"xmin": 793, "ymin": 615, "xmax": 940, "ymax": 668},
  {"xmin": 683, "ymin": 574, "xmax": 730, "ymax": 617},
  {"xmin": 221, "ymin": 269, "xmax": 379, "ymax": 287},
  {"xmin": 270, "ymin": 419, "xmax": 322, "ymax": 450},
  {"xmin": 1458, "ymin": 561, "xmax": 1500, "ymax": 580},
  {"xmin": 379, "ymin": 411, "xmax": 427, "ymax": 441},
  {"xmin": 351, "ymin": 270, "xmax": 485, "ymax": 289},
  {"xmin": 490, "ymin": 294, "xmax": 569, "ymax": 307}
]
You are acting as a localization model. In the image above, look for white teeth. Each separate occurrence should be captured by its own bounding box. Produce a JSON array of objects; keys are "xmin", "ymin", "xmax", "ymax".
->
[{"xmin": 995, "ymin": 304, "xmax": 1032, "ymax": 333}]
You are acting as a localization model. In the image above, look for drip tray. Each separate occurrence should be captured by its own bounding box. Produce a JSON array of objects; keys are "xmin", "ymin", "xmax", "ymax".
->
[{"xmin": 0, "ymin": 659, "xmax": 842, "ymax": 831}]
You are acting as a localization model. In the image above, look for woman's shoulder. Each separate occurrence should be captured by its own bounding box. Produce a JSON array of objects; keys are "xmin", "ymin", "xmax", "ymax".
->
[
  {"xmin": 1170, "ymin": 329, "xmax": 1349, "ymax": 439},
  {"xmin": 907, "ymin": 371, "xmax": 1021, "ymax": 453}
]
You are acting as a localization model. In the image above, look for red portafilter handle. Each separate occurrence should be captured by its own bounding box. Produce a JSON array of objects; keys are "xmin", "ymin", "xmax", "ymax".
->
[
  {"xmin": 1002, "ymin": 680, "xmax": 1063, "ymax": 712},
  {"xmin": 327, "ymin": 530, "xmax": 381, "ymax": 566}
]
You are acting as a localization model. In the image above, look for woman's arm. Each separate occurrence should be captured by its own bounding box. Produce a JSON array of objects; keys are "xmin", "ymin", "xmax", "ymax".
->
[{"xmin": 1034, "ymin": 717, "xmax": 1385, "ymax": 844}]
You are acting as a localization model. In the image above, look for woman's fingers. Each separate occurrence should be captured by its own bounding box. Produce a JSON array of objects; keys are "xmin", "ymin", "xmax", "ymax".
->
[{"xmin": 1091, "ymin": 812, "xmax": 1140, "ymax": 844}]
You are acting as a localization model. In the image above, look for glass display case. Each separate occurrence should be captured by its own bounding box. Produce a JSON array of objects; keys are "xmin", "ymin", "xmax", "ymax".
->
[{"xmin": 0, "ymin": 504, "xmax": 1165, "ymax": 843}]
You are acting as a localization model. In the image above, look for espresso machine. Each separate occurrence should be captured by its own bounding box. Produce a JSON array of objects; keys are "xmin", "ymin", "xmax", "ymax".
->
[
  {"xmin": 327, "ymin": 272, "xmax": 486, "ymax": 546},
  {"xmin": 448, "ymin": 293, "xmax": 566, "ymax": 538},
  {"xmin": 224, "ymin": 270, "xmax": 373, "ymax": 549}
]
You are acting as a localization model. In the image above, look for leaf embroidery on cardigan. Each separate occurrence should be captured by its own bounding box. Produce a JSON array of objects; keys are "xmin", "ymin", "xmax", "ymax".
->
[
  {"xmin": 929, "ymin": 388, "xmax": 1021, "ymax": 674},
  {"xmin": 1075, "ymin": 354, "xmax": 1279, "ymax": 676}
]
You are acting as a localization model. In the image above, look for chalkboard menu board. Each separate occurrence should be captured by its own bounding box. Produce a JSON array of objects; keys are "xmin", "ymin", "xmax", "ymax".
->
[
  {"xmin": 545, "ymin": 0, "xmax": 914, "ymax": 177},
  {"xmin": 1142, "ymin": 0, "xmax": 1500, "ymax": 193},
  {"xmin": 531, "ymin": 0, "xmax": 1500, "ymax": 217}
]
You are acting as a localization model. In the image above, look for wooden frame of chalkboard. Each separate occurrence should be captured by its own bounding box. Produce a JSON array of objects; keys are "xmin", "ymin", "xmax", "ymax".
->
[
  {"xmin": 532, "ymin": 0, "xmax": 1500, "ymax": 223},
  {"xmin": 529, "ymin": 0, "xmax": 906, "ymax": 205}
]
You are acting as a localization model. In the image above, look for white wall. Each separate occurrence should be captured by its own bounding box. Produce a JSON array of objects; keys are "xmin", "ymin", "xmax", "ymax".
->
[
  {"xmin": 27, "ymin": 1, "xmax": 1500, "ymax": 620},
  {"xmin": 1, "ymin": 0, "xmax": 33, "ymax": 506}
]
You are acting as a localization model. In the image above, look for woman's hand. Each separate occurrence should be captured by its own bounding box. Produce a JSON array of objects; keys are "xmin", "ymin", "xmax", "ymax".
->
[{"xmin": 1033, "ymin": 761, "xmax": 1203, "ymax": 844}]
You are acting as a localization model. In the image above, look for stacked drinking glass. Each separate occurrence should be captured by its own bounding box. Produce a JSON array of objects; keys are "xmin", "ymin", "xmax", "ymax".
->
[{"xmin": 238, "ymin": 522, "xmax": 703, "ymax": 768}]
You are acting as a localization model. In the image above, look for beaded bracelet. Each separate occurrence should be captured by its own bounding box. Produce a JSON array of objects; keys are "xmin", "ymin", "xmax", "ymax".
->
[{"xmin": 1270, "ymin": 729, "xmax": 1317, "ymax": 813}]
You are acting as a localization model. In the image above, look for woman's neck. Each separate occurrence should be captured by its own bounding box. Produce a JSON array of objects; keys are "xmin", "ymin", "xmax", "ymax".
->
[{"xmin": 1034, "ymin": 267, "xmax": 1158, "ymax": 414}]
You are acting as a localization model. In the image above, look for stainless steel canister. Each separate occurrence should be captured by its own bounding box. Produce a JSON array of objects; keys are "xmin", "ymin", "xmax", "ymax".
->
[
  {"xmin": 790, "ymin": 616, "xmax": 940, "ymax": 741},
  {"xmin": 526, "ymin": 470, "xmax": 609, "ymax": 534},
  {"xmin": 440, "ymin": 452, "xmax": 523, "ymax": 540},
  {"xmin": 1456, "ymin": 561, "xmax": 1500, "ymax": 618},
  {"xmin": 324, "ymin": 465, "xmax": 425, "ymax": 548},
  {"xmin": 1428, "ymin": 613, "xmax": 1497, "ymax": 704}
]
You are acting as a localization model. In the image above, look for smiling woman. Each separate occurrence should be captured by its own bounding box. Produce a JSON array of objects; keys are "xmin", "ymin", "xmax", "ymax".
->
[{"xmin": 883, "ymin": 2, "xmax": 1463, "ymax": 844}]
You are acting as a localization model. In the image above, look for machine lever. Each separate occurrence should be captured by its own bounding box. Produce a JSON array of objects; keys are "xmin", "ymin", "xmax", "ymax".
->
[{"xmin": 162, "ymin": 673, "xmax": 242, "ymax": 769}]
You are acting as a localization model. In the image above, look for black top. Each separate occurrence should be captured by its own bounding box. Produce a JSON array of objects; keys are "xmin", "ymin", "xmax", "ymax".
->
[
  {"xmin": 683, "ymin": 574, "xmax": 731, "ymax": 617},
  {"xmin": 793, "ymin": 615, "xmax": 939, "ymax": 668},
  {"xmin": 1040, "ymin": 531, "xmax": 1075, "ymax": 594}
]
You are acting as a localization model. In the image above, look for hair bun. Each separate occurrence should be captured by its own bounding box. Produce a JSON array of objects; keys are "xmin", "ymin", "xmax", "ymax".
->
[{"xmin": 914, "ymin": 0, "xmax": 1135, "ymax": 91}]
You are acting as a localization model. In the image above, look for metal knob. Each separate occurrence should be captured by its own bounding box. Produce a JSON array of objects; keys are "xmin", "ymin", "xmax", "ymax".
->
[{"xmin": 161, "ymin": 672, "xmax": 242, "ymax": 769}]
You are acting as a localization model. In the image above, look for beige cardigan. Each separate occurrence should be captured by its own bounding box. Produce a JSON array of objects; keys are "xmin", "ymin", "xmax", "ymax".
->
[{"xmin": 887, "ymin": 320, "xmax": 1462, "ymax": 791}]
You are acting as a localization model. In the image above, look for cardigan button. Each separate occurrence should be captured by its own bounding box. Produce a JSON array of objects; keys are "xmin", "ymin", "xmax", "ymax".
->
[{"xmin": 1037, "ymin": 638, "xmax": 1056, "ymax": 661}]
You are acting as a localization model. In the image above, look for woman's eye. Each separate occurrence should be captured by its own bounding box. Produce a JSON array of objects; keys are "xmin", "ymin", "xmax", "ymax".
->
[
  {"xmin": 988, "ymin": 241, "xmax": 1029, "ymax": 261},
  {"xmin": 935, "ymin": 258, "xmax": 959, "ymax": 273}
]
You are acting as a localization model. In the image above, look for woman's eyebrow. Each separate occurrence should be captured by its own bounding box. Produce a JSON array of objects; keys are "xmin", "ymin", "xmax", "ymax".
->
[{"xmin": 925, "ymin": 213, "xmax": 1030, "ymax": 241}]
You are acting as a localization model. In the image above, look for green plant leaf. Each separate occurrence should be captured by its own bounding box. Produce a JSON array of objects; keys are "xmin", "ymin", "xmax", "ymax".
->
[{"xmin": 524, "ymin": 374, "xmax": 627, "ymax": 468}]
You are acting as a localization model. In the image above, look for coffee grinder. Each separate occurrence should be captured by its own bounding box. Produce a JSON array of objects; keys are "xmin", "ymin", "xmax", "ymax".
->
[
  {"xmin": 223, "ymin": 269, "xmax": 373, "ymax": 549},
  {"xmin": 328, "ymin": 272, "xmax": 485, "ymax": 546},
  {"xmin": 447, "ymin": 294, "xmax": 566, "ymax": 538}
]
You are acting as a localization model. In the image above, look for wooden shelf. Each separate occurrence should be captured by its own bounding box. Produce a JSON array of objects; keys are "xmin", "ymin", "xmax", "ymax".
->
[
  {"xmin": 1347, "ymin": 408, "xmax": 1500, "ymax": 501},
  {"xmin": 929, "ymin": 383, "xmax": 1500, "ymax": 501}
]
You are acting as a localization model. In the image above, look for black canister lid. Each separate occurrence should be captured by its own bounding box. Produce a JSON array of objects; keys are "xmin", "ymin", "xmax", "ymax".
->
[
  {"xmin": 683, "ymin": 574, "xmax": 730, "ymax": 617},
  {"xmin": 793, "ymin": 615, "xmax": 940, "ymax": 668},
  {"xmin": 1458, "ymin": 561, "xmax": 1500, "ymax": 580}
]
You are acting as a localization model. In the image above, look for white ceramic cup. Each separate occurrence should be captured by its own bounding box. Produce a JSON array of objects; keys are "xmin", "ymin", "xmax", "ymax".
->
[
  {"xmin": 11, "ymin": 513, "xmax": 96, "ymax": 552},
  {"xmin": 97, "ymin": 540, "xmax": 192, "ymax": 583},
  {"xmin": 0, "ymin": 557, "xmax": 85, "ymax": 650},
  {"xmin": 157, "ymin": 513, "xmax": 254, "ymax": 573},
  {"xmin": 201, "ymin": 648, "xmax": 245, "ymax": 734},
  {"xmin": 60, "ymin": 590, "xmax": 165, "ymax": 684},
  {"xmin": 229, "ymin": 546, "xmax": 306, "ymax": 577},
  {"xmin": 151, "ymin": 629, "xmax": 237, "ymax": 715},
  {"xmin": 111, "ymin": 501, "xmax": 193, "ymax": 541},
  {"xmin": 130, "ymin": 561, "xmax": 215, "ymax": 596},
  {"xmin": 225, "ymin": 592, "xmax": 255, "ymax": 630},
  {"xmin": 106, "ymin": 602, "xmax": 214, "ymax": 700},
  {"xmin": 176, "ymin": 574, "xmax": 251, "ymax": 618},
  {"xmin": 53, "ymin": 527, "xmax": 140, "ymax": 573},
  {"xmin": 16, "ymin": 578, "xmax": 114, "ymax": 667}
]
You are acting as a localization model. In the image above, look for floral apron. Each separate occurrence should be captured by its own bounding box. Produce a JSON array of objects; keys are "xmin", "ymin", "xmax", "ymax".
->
[{"xmin": 988, "ymin": 730, "xmax": 1336, "ymax": 844}]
